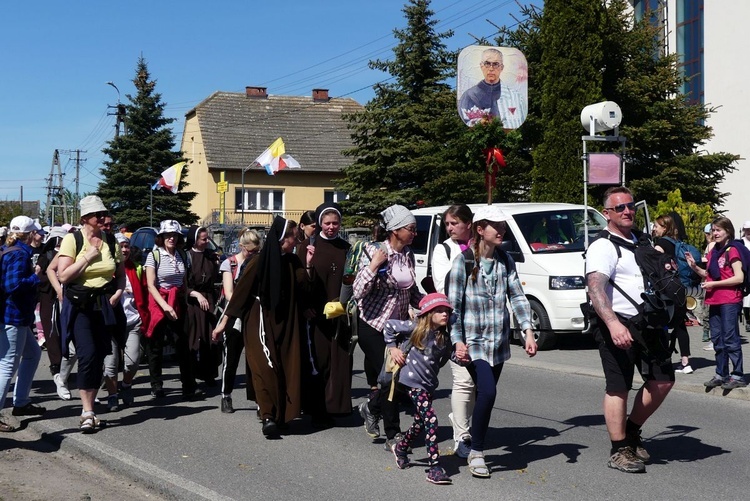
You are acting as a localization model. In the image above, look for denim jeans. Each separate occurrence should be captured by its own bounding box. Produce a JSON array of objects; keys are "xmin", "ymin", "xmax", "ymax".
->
[
  {"xmin": 0, "ymin": 324, "xmax": 42, "ymax": 409},
  {"xmin": 709, "ymin": 302, "xmax": 745, "ymax": 379}
]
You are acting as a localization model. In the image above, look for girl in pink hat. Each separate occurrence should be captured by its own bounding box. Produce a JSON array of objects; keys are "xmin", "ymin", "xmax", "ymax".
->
[{"xmin": 383, "ymin": 292, "xmax": 454, "ymax": 485}]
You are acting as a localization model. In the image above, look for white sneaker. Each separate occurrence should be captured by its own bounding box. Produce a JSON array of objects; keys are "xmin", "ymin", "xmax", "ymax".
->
[
  {"xmin": 675, "ymin": 364, "xmax": 694, "ymax": 374},
  {"xmin": 703, "ymin": 342, "xmax": 714, "ymax": 351},
  {"xmin": 54, "ymin": 373, "xmax": 71, "ymax": 400}
]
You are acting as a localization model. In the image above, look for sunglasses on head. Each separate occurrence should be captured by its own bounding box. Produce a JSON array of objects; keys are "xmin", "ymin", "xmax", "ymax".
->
[{"xmin": 605, "ymin": 202, "xmax": 636, "ymax": 213}]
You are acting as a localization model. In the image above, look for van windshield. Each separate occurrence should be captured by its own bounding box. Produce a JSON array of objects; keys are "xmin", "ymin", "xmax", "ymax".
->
[{"xmin": 515, "ymin": 209, "xmax": 607, "ymax": 253}]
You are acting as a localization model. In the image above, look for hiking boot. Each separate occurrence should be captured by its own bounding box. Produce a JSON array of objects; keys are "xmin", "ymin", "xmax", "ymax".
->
[
  {"xmin": 704, "ymin": 376, "xmax": 725, "ymax": 388},
  {"xmin": 626, "ymin": 430, "xmax": 650, "ymax": 462},
  {"xmin": 391, "ymin": 443, "xmax": 410, "ymax": 469},
  {"xmin": 221, "ymin": 396, "xmax": 235, "ymax": 413},
  {"xmin": 721, "ymin": 377, "xmax": 748, "ymax": 390},
  {"xmin": 358, "ymin": 401, "xmax": 380, "ymax": 438},
  {"xmin": 425, "ymin": 465, "xmax": 451, "ymax": 484},
  {"xmin": 607, "ymin": 446, "xmax": 646, "ymax": 473},
  {"xmin": 12, "ymin": 403, "xmax": 46, "ymax": 417},
  {"xmin": 119, "ymin": 384, "xmax": 134, "ymax": 407},
  {"xmin": 54, "ymin": 373, "xmax": 71, "ymax": 400}
]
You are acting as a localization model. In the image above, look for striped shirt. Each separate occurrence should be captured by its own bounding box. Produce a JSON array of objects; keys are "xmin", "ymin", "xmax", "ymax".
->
[
  {"xmin": 144, "ymin": 247, "xmax": 185, "ymax": 289},
  {"xmin": 446, "ymin": 249, "xmax": 532, "ymax": 366}
]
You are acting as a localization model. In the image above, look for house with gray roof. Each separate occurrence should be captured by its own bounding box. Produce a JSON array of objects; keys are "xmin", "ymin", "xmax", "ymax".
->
[{"xmin": 180, "ymin": 86, "xmax": 362, "ymax": 226}]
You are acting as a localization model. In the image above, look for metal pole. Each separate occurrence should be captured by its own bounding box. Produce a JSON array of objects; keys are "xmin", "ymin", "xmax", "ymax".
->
[{"xmin": 149, "ymin": 184, "xmax": 153, "ymax": 227}]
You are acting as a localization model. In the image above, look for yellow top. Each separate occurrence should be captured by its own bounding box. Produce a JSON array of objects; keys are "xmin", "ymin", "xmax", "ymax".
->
[{"xmin": 59, "ymin": 232, "xmax": 122, "ymax": 288}]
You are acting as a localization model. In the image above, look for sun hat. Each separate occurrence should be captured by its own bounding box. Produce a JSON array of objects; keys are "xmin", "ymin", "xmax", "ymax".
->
[
  {"xmin": 418, "ymin": 293, "xmax": 452, "ymax": 316},
  {"xmin": 44, "ymin": 226, "xmax": 70, "ymax": 243},
  {"xmin": 9, "ymin": 215, "xmax": 37, "ymax": 233},
  {"xmin": 472, "ymin": 205, "xmax": 508, "ymax": 223},
  {"xmin": 704, "ymin": 223, "xmax": 712, "ymax": 233},
  {"xmin": 79, "ymin": 195, "xmax": 107, "ymax": 217},
  {"xmin": 742, "ymin": 221, "xmax": 750, "ymax": 230},
  {"xmin": 0, "ymin": 227, "xmax": 6, "ymax": 237},
  {"xmin": 381, "ymin": 204, "xmax": 416, "ymax": 231},
  {"xmin": 158, "ymin": 219, "xmax": 182, "ymax": 235},
  {"xmin": 115, "ymin": 233, "xmax": 130, "ymax": 244}
]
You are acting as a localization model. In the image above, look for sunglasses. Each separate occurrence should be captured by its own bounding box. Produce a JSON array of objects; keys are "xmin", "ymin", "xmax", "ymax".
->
[{"xmin": 604, "ymin": 202, "xmax": 636, "ymax": 213}]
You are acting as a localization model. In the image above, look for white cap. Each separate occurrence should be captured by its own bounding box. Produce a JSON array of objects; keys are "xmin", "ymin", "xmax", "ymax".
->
[
  {"xmin": 742, "ymin": 220, "xmax": 750, "ymax": 230},
  {"xmin": 158, "ymin": 219, "xmax": 182, "ymax": 235},
  {"xmin": 472, "ymin": 205, "xmax": 509, "ymax": 223},
  {"xmin": 9, "ymin": 215, "xmax": 37, "ymax": 233}
]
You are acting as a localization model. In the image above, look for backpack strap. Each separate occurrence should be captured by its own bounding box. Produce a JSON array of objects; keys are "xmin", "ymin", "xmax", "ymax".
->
[
  {"xmin": 74, "ymin": 231, "xmax": 118, "ymax": 262},
  {"xmin": 442, "ymin": 241, "xmax": 451, "ymax": 260}
]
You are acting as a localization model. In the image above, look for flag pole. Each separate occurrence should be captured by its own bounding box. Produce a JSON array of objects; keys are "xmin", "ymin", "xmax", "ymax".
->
[{"xmin": 149, "ymin": 183, "xmax": 153, "ymax": 227}]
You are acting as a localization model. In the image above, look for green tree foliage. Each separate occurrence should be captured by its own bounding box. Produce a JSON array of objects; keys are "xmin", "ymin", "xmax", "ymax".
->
[
  {"xmin": 99, "ymin": 57, "xmax": 197, "ymax": 229},
  {"xmin": 497, "ymin": 0, "xmax": 738, "ymax": 209},
  {"xmin": 654, "ymin": 189, "xmax": 714, "ymax": 248},
  {"xmin": 339, "ymin": 0, "xmax": 531, "ymax": 224}
]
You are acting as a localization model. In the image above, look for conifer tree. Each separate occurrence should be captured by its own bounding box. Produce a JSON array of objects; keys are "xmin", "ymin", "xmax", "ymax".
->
[
  {"xmin": 497, "ymin": 0, "xmax": 737, "ymax": 208},
  {"xmin": 99, "ymin": 57, "xmax": 197, "ymax": 228}
]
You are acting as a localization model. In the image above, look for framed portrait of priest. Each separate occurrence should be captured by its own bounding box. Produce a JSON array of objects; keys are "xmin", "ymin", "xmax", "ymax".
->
[{"xmin": 457, "ymin": 46, "xmax": 528, "ymax": 129}]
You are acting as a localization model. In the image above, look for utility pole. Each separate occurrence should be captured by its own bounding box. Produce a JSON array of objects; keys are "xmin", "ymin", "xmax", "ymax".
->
[
  {"xmin": 45, "ymin": 149, "xmax": 67, "ymax": 225},
  {"xmin": 59, "ymin": 149, "xmax": 86, "ymax": 214},
  {"xmin": 107, "ymin": 81, "xmax": 126, "ymax": 139}
]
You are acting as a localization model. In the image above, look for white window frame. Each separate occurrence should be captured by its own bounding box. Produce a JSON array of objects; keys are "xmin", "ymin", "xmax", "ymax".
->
[{"xmin": 236, "ymin": 188, "xmax": 285, "ymax": 214}]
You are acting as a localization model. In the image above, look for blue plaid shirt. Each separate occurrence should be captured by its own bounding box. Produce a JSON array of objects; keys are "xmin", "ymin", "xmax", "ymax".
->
[
  {"xmin": 447, "ymin": 249, "xmax": 532, "ymax": 366},
  {"xmin": 1, "ymin": 242, "xmax": 40, "ymax": 326}
]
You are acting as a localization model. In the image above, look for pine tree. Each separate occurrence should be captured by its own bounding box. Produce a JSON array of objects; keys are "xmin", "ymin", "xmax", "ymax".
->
[
  {"xmin": 99, "ymin": 57, "xmax": 197, "ymax": 229},
  {"xmin": 497, "ymin": 0, "xmax": 737, "ymax": 209}
]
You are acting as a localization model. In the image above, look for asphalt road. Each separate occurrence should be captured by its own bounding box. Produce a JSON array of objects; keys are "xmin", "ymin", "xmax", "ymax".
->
[{"xmin": 5, "ymin": 327, "xmax": 750, "ymax": 501}]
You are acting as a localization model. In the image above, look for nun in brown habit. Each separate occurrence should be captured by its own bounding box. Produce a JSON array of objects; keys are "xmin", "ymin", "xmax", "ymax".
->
[
  {"xmin": 296, "ymin": 202, "xmax": 352, "ymax": 426},
  {"xmin": 214, "ymin": 216, "xmax": 313, "ymax": 438}
]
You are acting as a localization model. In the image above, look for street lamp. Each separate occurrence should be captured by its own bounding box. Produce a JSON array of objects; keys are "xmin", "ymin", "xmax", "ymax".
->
[{"xmin": 106, "ymin": 81, "xmax": 120, "ymax": 103}]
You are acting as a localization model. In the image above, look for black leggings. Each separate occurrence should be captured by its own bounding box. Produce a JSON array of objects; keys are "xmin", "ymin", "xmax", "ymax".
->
[
  {"xmin": 221, "ymin": 326, "xmax": 247, "ymax": 396},
  {"xmin": 357, "ymin": 318, "xmax": 402, "ymax": 439}
]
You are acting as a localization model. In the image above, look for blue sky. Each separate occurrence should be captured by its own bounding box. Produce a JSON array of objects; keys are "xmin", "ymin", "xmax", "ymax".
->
[{"xmin": 0, "ymin": 0, "xmax": 539, "ymax": 207}]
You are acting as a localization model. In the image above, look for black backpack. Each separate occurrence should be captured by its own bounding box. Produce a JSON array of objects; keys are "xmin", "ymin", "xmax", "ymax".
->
[{"xmin": 597, "ymin": 230, "xmax": 685, "ymax": 330}]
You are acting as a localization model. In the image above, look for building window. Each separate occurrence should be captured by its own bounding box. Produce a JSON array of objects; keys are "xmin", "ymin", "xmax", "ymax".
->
[
  {"xmin": 676, "ymin": 0, "xmax": 704, "ymax": 105},
  {"xmin": 324, "ymin": 190, "xmax": 348, "ymax": 204},
  {"xmin": 235, "ymin": 188, "xmax": 284, "ymax": 212}
]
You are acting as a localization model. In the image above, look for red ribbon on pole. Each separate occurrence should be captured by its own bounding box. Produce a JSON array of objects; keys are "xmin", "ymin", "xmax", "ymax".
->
[{"xmin": 483, "ymin": 147, "xmax": 506, "ymax": 189}]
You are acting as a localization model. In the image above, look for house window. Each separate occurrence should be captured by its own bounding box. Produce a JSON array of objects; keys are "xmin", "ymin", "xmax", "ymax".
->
[
  {"xmin": 324, "ymin": 190, "xmax": 348, "ymax": 204},
  {"xmin": 236, "ymin": 188, "xmax": 284, "ymax": 212}
]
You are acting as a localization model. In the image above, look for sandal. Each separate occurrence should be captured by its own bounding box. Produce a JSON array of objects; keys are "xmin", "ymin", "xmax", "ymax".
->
[
  {"xmin": 79, "ymin": 413, "xmax": 101, "ymax": 434},
  {"xmin": 468, "ymin": 452, "xmax": 490, "ymax": 478},
  {"xmin": 0, "ymin": 419, "xmax": 15, "ymax": 433}
]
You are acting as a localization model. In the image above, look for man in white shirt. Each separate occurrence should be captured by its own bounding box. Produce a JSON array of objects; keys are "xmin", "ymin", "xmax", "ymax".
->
[{"xmin": 586, "ymin": 186, "xmax": 675, "ymax": 474}]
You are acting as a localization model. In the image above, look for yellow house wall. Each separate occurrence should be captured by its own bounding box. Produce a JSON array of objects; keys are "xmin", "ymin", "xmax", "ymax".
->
[{"xmin": 181, "ymin": 115, "xmax": 344, "ymax": 224}]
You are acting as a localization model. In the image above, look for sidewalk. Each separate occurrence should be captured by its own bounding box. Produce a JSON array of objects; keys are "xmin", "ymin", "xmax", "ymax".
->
[{"xmin": 506, "ymin": 324, "xmax": 750, "ymax": 402}]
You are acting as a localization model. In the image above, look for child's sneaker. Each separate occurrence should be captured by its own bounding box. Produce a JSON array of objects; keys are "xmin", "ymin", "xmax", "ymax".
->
[
  {"xmin": 391, "ymin": 443, "xmax": 410, "ymax": 469},
  {"xmin": 425, "ymin": 465, "xmax": 451, "ymax": 484}
]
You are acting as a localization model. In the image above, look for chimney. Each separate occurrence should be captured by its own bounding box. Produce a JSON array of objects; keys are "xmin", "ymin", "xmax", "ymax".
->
[
  {"xmin": 312, "ymin": 88, "xmax": 330, "ymax": 102},
  {"xmin": 246, "ymin": 86, "xmax": 268, "ymax": 99}
]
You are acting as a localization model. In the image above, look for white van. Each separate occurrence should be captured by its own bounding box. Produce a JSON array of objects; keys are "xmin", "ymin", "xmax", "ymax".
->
[{"xmin": 410, "ymin": 203, "xmax": 608, "ymax": 349}]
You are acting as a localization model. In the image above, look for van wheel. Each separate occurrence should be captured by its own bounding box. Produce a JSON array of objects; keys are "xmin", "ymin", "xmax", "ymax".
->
[{"xmin": 529, "ymin": 299, "xmax": 557, "ymax": 350}]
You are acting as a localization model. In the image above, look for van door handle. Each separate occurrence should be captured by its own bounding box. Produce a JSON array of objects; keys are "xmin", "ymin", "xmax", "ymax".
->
[{"xmin": 417, "ymin": 259, "xmax": 425, "ymax": 264}]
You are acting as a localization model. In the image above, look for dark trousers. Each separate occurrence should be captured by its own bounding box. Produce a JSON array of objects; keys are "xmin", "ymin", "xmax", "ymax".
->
[
  {"xmin": 39, "ymin": 292, "xmax": 61, "ymax": 368},
  {"xmin": 357, "ymin": 318, "xmax": 402, "ymax": 439},
  {"xmin": 72, "ymin": 308, "xmax": 112, "ymax": 390},
  {"xmin": 221, "ymin": 326, "xmax": 246, "ymax": 396},
  {"xmin": 144, "ymin": 316, "xmax": 196, "ymax": 392},
  {"xmin": 709, "ymin": 303, "xmax": 745, "ymax": 378},
  {"xmin": 357, "ymin": 318, "xmax": 385, "ymax": 388},
  {"xmin": 467, "ymin": 360, "xmax": 504, "ymax": 452}
]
